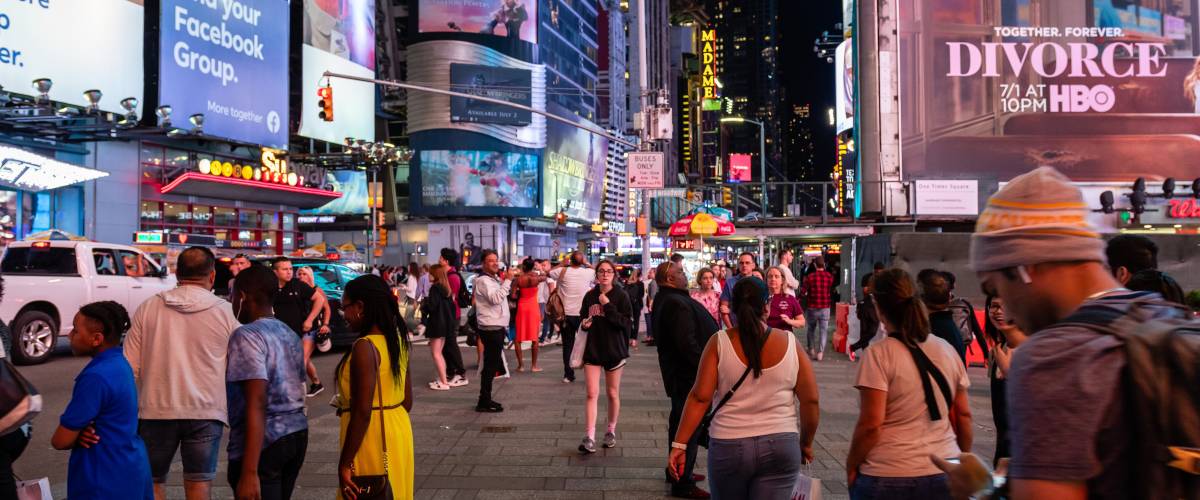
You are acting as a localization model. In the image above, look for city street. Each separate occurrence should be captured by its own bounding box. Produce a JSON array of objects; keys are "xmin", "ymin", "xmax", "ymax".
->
[{"xmin": 14, "ymin": 334, "xmax": 995, "ymax": 499}]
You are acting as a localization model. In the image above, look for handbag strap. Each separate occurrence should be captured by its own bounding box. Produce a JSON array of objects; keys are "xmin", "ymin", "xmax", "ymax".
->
[
  {"xmin": 349, "ymin": 337, "xmax": 390, "ymax": 476},
  {"xmin": 888, "ymin": 333, "xmax": 953, "ymax": 421},
  {"xmin": 698, "ymin": 358, "xmax": 754, "ymax": 431}
]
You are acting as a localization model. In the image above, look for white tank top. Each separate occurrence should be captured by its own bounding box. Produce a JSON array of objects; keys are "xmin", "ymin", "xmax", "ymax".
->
[{"xmin": 710, "ymin": 330, "xmax": 801, "ymax": 440}]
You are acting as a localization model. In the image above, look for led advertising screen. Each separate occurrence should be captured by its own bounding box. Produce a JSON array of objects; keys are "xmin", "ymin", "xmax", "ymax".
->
[
  {"xmin": 301, "ymin": 170, "xmax": 369, "ymax": 215},
  {"xmin": 835, "ymin": 39, "xmax": 853, "ymax": 134},
  {"xmin": 418, "ymin": 0, "xmax": 537, "ymax": 43},
  {"xmin": 899, "ymin": 1, "xmax": 1200, "ymax": 182},
  {"xmin": 450, "ymin": 63, "xmax": 533, "ymax": 125},
  {"xmin": 0, "ymin": 0, "xmax": 143, "ymax": 116},
  {"xmin": 160, "ymin": 0, "xmax": 289, "ymax": 149},
  {"xmin": 728, "ymin": 153, "xmax": 752, "ymax": 182},
  {"xmin": 300, "ymin": 0, "xmax": 377, "ymax": 143},
  {"xmin": 542, "ymin": 110, "xmax": 607, "ymax": 221},
  {"xmin": 420, "ymin": 150, "xmax": 539, "ymax": 209}
]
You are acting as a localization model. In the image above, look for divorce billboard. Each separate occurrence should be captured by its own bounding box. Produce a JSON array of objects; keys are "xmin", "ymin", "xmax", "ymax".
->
[{"xmin": 898, "ymin": 1, "xmax": 1200, "ymax": 183}]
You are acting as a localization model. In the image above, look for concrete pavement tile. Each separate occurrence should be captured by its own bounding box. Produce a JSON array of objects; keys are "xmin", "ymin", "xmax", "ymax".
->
[
  {"xmin": 422, "ymin": 475, "xmax": 546, "ymax": 490},
  {"xmin": 562, "ymin": 478, "xmax": 667, "ymax": 491},
  {"xmin": 469, "ymin": 465, "xmax": 588, "ymax": 478}
]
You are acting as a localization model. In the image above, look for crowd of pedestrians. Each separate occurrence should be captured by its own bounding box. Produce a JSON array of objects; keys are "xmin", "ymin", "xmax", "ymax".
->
[{"xmin": 9, "ymin": 163, "xmax": 1200, "ymax": 500}]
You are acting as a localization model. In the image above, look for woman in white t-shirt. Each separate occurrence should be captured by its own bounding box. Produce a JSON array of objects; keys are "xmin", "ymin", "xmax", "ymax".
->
[{"xmin": 846, "ymin": 268, "xmax": 973, "ymax": 500}]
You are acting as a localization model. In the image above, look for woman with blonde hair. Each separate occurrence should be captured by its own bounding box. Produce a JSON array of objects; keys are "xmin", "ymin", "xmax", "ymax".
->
[
  {"xmin": 421, "ymin": 264, "xmax": 458, "ymax": 390},
  {"xmin": 295, "ymin": 266, "xmax": 330, "ymax": 396},
  {"xmin": 1185, "ymin": 56, "xmax": 1200, "ymax": 113}
]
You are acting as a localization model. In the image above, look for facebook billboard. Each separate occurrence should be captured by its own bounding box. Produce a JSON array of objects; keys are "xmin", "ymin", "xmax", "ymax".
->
[{"xmin": 159, "ymin": 0, "xmax": 290, "ymax": 149}]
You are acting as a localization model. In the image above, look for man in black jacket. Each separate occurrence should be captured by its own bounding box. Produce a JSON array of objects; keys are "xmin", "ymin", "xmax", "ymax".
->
[{"xmin": 650, "ymin": 261, "xmax": 717, "ymax": 499}]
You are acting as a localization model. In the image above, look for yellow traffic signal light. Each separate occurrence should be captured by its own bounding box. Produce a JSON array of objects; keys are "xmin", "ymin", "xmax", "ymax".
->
[
  {"xmin": 722, "ymin": 187, "xmax": 732, "ymax": 206},
  {"xmin": 379, "ymin": 228, "xmax": 388, "ymax": 245},
  {"xmin": 317, "ymin": 86, "xmax": 333, "ymax": 122}
]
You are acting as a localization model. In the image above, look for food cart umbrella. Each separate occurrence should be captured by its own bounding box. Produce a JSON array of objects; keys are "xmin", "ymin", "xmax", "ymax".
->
[{"xmin": 25, "ymin": 229, "xmax": 89, "ymax": 241}]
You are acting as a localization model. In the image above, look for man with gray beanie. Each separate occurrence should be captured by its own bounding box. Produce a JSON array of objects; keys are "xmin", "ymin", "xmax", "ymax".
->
[{"xmin": 952, "ymin": 166, "xmax": 1186, "ymax": 499}]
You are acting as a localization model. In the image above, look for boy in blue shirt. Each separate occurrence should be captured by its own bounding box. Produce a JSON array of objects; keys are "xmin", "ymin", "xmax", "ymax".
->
[{"xmin": 52, "ymin": 301, "xmax": 153, "ymax": 499}]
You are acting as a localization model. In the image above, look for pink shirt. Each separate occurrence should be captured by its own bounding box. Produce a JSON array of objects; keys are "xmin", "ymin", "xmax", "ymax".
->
[{"xmin": 690, "ymin": 289, "xmax": 721, "ymax": 322}]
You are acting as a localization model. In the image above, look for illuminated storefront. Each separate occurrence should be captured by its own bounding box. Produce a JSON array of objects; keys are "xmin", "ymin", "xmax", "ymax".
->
[
  {"xmin": 138, "ymin": 144, "xmax": 341, "ymax": 256},
  {"xmin": 0, "ymin": 144, "xmax": 97, "ymax": 247}
]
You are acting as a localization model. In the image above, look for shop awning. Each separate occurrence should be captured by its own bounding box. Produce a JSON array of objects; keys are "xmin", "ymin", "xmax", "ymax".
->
[
  {"xmin": 0, "ymin": 145, "xmax": 108, "ymax": 192},
  {"xmin": 160, "ymin": 173, "xmax": 343, "ymax": 208}
]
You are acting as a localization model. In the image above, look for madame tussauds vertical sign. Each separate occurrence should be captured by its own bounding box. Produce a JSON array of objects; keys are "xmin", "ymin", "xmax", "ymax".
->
[{"xmin": 946, "ymin": 28, "xmax": 1169, "ymax": 113}]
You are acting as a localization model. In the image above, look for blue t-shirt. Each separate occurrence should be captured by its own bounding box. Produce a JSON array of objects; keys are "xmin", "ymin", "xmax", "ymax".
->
[
  {"xmin": 60, "ymin": 347, "xmax": 153, "ymax": 500},
  {"xmin": 226, "ymin": 317, "xmax": 308, "ymax": 461},
  {"xmin": 719, "ymin": 275, "xmax": 742, "ymax": 324}
]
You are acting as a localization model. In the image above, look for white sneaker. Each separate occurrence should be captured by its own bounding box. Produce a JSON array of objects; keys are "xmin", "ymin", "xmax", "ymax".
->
[
  {"xmin": 448, "ymin": 375, "xmax": 469, "ymax": 387},
  {"xmin": 428, "ymin": 381, "xmax": 450, "ymax": 391}
]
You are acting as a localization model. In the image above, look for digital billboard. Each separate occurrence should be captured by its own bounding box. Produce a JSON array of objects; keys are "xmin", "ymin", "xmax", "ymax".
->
[
  {"xmin": 418, "ymin": 0, "xmax": 537, "ymax": 43},
  {"xmin": 899, "ymin": 1, "xmax": 1200, "ymax": 182},
  {"xmin": 420, "ymin": 150, "xmax": 539, "ymax": 209},
  {"xmin": 543, "ymin": 109, "xmax": 607, "ymax": 221},
  {"xmin": 0, "ymin": 0, "xmax": 143, "ymax": 115},
  {"xmin": 301, "ymin": 170, "xmax": 369, "ymax": 215},
  {"xmin": 299, "ymin": 0, "xmax": 377, "ymax": 144},
  {"xmin": 835, "ymin": 39, "xmax": 853, "ymax": 134},
  {"xmin": 728, "ymin": 153, "xmax": 752, "ymax": 182},
  {"xmin": 160, "ymin": 0, "xmax": 288, "ymax": 149},
  {"xmin": 450, "ymin": 63, "xmax": 532, "ymax": 125}
]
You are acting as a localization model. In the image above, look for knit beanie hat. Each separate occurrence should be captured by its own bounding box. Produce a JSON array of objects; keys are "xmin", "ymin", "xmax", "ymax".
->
[{"xmin": 969, "ymin": 166, "xmax": 1106, "ymax": 272}]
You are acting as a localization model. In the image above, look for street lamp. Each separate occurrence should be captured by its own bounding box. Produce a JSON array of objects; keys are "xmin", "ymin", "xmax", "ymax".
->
[{"xmin": 720, "ymin": 116, "xmax": 768, "ymax": 216}]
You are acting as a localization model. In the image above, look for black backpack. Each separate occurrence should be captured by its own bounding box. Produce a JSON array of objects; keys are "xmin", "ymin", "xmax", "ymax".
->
[
  {"xmin": 1063, "ymin": 297, "xmax": 1200, "ymax": 499},
  {"xmin": 451, "ymin": 270, "xmax": 472, "ymax": 308}
]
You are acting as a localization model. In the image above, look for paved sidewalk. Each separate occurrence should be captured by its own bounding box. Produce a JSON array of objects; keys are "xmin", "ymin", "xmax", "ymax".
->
[{"xmin": 279, "ymin": 336, "xmax": 995, "ymax": 500}]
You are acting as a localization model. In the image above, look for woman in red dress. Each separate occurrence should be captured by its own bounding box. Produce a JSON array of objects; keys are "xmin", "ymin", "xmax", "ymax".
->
[{"xmin": 514, "ymin": 258, "xmax": 547, "ymax": 372}]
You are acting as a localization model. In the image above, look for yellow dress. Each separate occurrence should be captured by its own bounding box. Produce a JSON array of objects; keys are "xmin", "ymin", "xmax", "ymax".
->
[{"xmin": 336, "ymin": 334, "xmax": 414, "ymax": 500}]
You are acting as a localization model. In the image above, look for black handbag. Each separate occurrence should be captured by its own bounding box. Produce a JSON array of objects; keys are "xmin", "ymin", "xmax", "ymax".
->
[
  {"xmin": 0, "ymin": 356, "xmax": 40, "ymax": 437},
  {"xmin": 348, "ymin": 342, "xmax": 394, "ymax": 500}
]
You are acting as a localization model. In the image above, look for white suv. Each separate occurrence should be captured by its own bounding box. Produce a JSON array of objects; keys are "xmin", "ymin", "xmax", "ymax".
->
[{"xmin": 0, "ymin": 240, "xmax": 177, "ymax": 364}]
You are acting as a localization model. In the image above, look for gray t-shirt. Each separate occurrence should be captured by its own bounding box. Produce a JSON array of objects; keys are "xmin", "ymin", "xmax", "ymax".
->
[{"xmin": 1007, "ymin": 293, "xmax": 1176, "ymax": 498}]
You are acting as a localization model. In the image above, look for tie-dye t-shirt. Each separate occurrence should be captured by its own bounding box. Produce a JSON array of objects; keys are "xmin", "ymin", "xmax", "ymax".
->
[{"xmin": 226, "ymin": 317, "xmax": 307, "ymax": 460}]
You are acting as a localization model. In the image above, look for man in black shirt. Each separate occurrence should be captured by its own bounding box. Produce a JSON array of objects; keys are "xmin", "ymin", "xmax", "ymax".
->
[{"xmin": 272, "ymin": 258, "xmax": 327, "ymax": 394}]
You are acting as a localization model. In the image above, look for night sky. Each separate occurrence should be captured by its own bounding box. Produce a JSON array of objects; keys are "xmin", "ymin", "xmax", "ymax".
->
[{"xmin": 781, "ymin": 0, "xmax": 841, "ymax": 181}]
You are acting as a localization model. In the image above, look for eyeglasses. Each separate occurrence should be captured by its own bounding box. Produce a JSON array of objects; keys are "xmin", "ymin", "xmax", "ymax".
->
[{"xmin": 597, "ymin": 269, "xmax": 615, "ymax": 275}]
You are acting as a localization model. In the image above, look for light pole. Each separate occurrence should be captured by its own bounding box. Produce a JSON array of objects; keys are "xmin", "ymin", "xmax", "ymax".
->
[{"xmin": 720, "ymin": 117, "xmax": 768, "ymax": 216}]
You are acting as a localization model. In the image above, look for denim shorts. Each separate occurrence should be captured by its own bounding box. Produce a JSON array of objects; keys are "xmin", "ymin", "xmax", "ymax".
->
[{"xmin": 139, "ymin": 419, "xmax": 224, "ymax": 483}]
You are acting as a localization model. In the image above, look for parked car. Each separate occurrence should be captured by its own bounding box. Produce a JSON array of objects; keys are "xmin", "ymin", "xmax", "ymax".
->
[
  {"xmin": 250, "ymin": 257, "xmax": 362, "ymax": 348},
  {"xmin": 0, "ymin": 240, "xmax": 176, "ymax": 364}
]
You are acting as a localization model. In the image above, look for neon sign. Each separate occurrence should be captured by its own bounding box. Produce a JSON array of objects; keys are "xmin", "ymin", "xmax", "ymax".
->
[
  {"xmin": 701, "ymin": 29, "xmax": 718, "ymax": 99},
  {"xmin": 196, "ymin": 147, "xmax": 300, "ymax": 187}
]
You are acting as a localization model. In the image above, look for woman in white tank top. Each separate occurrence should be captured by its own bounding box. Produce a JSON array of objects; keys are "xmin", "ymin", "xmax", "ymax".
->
[{"xmin": 666, "ymin": 277, "xmax": 820, "ymax": 500}]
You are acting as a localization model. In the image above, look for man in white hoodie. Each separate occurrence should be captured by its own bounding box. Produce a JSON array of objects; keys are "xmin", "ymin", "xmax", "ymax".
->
[{"xmin": 124, "ymin": 247, "xmax": 241, "ymax": 500}]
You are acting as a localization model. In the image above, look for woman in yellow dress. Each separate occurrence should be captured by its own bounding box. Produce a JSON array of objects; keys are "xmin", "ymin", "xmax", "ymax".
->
[{"xmin": 335, "ymin": 274, "xmax": 415, "ymax": 500}]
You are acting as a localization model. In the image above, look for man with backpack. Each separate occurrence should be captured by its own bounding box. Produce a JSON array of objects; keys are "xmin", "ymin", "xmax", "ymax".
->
[
  {"xmin": 440, "ymin": 248, "xmax": 470, "ymax": 387},
  {"xmin": 963, "ymin": 166, "xmax": 1199, "ymax": 499}
]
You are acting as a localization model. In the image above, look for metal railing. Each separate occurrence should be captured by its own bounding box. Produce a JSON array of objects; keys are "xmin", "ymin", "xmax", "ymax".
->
[{"xmin": 651, "ymin": 180, "xmax": 929, "ymax": 227}]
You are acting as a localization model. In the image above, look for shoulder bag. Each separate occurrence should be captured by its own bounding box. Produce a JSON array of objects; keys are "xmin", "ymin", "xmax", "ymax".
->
[
  {"xmin": 546, "ymin": 269, "xmax": 567, "ymax": 324},
  {"xmin": 691, "ymin": 337, "xmax": 753, "ymax": 448},
  {"xmin": 349, "ymin": 340, "xmax": 394, "ymax": 500}
]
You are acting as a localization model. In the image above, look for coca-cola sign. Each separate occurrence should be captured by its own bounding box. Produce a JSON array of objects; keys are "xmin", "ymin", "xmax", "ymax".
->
[{"xmin": 1168, "ymin": 199, "xmax": 1200, "ymax": 219}]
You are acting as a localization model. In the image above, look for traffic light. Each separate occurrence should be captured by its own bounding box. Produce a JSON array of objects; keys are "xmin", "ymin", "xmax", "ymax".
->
[
  {"xmin": 555, "ymin": 211, "xmax": 567, "ymax": 225},
  {"xmin": 379, "ymin": 228, "xmax": 388, "ymax": 245},
  {"xmin": 721, "ymin": 186, "xmax": 732, "ymax": 206},
  {"xmin": 1099, "ymin": 191, "xmax": 1115, "ymax": 214},
  {"xmin": 376, "ymin": 210, "xmax": 385, "ymax": 227},
  {"xmin": 317, "ymin": 85, "xmax": 333, "ymax": 122}
]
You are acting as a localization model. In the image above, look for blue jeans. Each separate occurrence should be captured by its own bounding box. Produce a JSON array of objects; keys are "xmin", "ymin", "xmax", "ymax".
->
[
  {"xmin": 538, "ymin": 303, "xmax": 552, "ymax": 342},
  {"xmin": 804, "ymin": 308, "xmax": 831, "ymax": 353},
  {"xmin": 707, "ymin": 433, "xmax": 802, "ymax": 500},
  {"xmin": 139, "ymin": 419, "xmax": 224, "ymax": 483},
  {"xmin": 850, "ymin": 473, "xmax": 951, "ymax": 500}
]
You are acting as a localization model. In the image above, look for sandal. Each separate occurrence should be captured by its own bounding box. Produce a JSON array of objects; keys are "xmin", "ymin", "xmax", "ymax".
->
[{"xmin": 428, "ymin": 381, "xmax": 450, "ymax": 391}]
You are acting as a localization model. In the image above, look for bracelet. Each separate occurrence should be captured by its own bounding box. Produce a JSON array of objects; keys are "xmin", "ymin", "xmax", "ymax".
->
[{"xmin": 670, "ymin": 441, "xmax": 688, "ymax": 450}]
